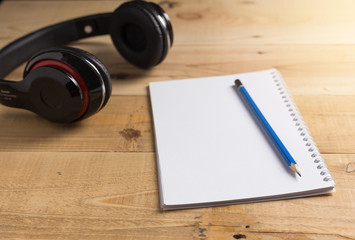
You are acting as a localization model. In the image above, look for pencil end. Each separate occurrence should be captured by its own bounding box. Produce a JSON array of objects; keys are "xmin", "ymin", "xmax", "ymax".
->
[
  {"xmin": 234, "ymin": 79, "xmax": 242, "ymax": 88},
  {"xmin": 296, "ymin": 171, "xmax": 302, "ymax": 177}
]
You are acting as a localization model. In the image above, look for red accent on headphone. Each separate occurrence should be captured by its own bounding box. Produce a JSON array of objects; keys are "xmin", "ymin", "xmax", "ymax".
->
[{"xmin": 30, "ymin": 59, "xmax": 89, "ymax": 120}]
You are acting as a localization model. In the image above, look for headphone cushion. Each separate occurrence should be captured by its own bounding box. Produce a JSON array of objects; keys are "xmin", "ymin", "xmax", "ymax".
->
[
  {"xmin": 110, "ymin": 1, "xmax": 168, "ymax": 68},
  {"xmin": 60, "ymin": 47, "xmax": 112, "ymax": 108}
]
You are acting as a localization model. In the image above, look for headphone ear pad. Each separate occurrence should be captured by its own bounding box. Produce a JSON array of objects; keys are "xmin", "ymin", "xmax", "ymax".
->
[
  {"xmin": 110, "ymin": 1, "xmax": 168, "ymax": 68},
  {"xmin": 63, "ymin": 47, "xmax": 112, "ymax": 109}
]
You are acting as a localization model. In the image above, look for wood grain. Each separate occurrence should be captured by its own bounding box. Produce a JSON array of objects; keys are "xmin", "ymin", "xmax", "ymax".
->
[
  {"xmin": 0, "ymin": 153, "xmax": 353, "ymax": 239},
  {"xmin": 0, "ymin": 0, "xmax": 355, "ymax": 239}
]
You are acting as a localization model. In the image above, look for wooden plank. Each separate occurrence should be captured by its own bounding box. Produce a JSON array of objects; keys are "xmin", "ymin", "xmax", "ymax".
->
[
  {"xmin": 0, "ymin": 152, "xmax": 353, "ymax": 239},
  {"xmin": 2, "ymin": 0, "xmax": 355, "ymax": 45},
  {"xmin": 0, "ymin": 96, "xmax": 154, "ymax": 152},
  {"xmin": 1, "ymin": 95, "xmax": 355, "ymax": 154},
  {"xmin": 101, "ymin": 45, "xmax": 355, "ymax": 96}
]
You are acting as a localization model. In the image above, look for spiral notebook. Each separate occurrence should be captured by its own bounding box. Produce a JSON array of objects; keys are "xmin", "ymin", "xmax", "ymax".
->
[{"xmin": 149, "ymin": 69, "xmax": 335, "ymax": 210}]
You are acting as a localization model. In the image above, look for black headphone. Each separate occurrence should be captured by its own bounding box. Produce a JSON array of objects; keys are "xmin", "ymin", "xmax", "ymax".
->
[{"xmin": 0, "ymin": 0, "xmax": 173, "ymax": 123}]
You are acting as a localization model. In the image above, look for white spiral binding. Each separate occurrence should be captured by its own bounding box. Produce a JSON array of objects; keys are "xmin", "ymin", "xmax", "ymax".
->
[{"xmin": 270, "ymin": 70, "xmax": 333, "ymax": 182}]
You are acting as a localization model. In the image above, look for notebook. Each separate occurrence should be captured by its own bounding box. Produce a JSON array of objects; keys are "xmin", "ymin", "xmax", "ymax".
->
[{"xmin": 149, "ymin": 69, "xmax": 335, "ymax": 210}]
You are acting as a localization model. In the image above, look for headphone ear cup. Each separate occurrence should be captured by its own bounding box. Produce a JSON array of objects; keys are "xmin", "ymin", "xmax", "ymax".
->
[
  {"xmin": 24, "ymin": 47, "xmax": 112, "ymax": 122},
  {"xmin": 110, "ymin": 1, "xmax": 171, "ymax": 68}
]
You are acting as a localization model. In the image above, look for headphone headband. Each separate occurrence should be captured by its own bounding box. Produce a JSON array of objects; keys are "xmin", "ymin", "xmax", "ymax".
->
[
  {"xmin": 0, "ymin": 1, "xmax": 174, "ymax": 123},
  {"xmin": 0, "ymin": 13, "xmax": 112, "ymax": 79}
]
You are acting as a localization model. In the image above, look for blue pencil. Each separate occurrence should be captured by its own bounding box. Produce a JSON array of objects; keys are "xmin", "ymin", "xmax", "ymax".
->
[{"xmin": 234, "ymin": 79, "xmax": 301, "ymax": 177}]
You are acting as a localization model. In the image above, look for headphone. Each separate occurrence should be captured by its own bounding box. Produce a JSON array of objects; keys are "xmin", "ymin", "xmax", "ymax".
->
[{"xmin": 0, "ymin": 0, "xmax": 173, "ymax": 123}]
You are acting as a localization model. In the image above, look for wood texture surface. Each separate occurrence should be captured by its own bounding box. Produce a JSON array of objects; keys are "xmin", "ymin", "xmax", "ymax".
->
[{"xmin": 0, "ymin": 0, "xmax": 354, "ymax": 239}]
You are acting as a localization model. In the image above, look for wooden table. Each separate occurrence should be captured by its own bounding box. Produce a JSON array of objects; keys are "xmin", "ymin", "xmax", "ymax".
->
[{"xmin": 0, "ymin": 0, "xmax": 354, "ymax": 239}]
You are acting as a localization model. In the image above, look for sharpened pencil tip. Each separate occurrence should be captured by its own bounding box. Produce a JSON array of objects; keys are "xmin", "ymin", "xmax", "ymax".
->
[{"xmin": 290, "ymin": 163, "xmax": 301, "ymax": 177}]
